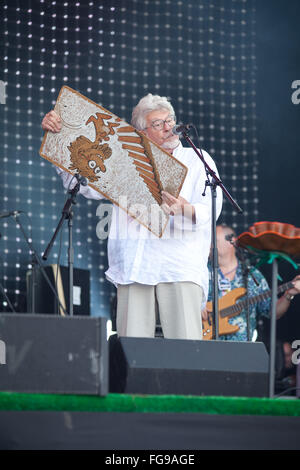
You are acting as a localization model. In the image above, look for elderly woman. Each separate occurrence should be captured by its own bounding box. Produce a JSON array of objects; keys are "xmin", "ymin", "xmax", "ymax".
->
[{"xmin": 42, "ymin": 93, "xmax": 222, "ymax": 340}]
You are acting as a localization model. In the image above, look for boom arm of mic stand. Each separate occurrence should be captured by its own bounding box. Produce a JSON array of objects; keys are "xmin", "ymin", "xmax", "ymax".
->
[
  {"xmin": 42, "ymin": 181, "xmax": 81, "ymax": 261},
  {"xmin": 180, "ymin": 131, "xmax": 243, "ymax": 340},
  {"xmin": 42, "ymin": 180, "xmax": 81, "ymax": 316},
  {"xmin": 181, "ymin": 132, "xmax": 243, "ymax": 214},
  {"xmin": 42, "ymin": 200, "xmax": 72, "ymax": 261}
]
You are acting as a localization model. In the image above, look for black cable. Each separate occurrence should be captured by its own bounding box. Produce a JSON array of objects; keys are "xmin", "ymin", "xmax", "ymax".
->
[{"xmin": 274, "ymin": 386, "xmax": 300, "ymax": 398}]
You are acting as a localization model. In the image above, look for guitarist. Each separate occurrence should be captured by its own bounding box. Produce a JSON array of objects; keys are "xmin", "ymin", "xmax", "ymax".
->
[{"xmin": 202, "ymin": 224, "xmax": 300, "ymax": 341}]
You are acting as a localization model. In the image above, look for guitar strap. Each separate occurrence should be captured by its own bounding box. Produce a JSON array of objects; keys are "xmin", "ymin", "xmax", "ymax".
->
[{"xmin": 217, "ymin": 269, "xmax": 232, "ymax": 296}]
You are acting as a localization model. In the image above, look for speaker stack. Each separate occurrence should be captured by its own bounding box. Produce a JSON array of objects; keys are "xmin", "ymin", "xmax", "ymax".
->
[
  {"xmin": 109, "ymin": 335, "xmax": 269, "ymax": 397},
  {"xmin": 0, "ymin": 314, "xmax": 108, "ymax": 396},
  {"xmin": 0, "ymin": 313, "xmax": 269, "ymax": 398},
  {"xmin": 26, "ymin": 264, "xmax": 90, "ymax": 316}
]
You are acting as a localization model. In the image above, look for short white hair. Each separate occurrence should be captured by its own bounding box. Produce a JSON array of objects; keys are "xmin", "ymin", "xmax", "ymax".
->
[{"xmin": 131, "ymin": 93, "xmax": 175, "ymax": 130}]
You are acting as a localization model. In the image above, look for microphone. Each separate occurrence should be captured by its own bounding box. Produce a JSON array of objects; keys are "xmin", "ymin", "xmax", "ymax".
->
[
  {"xmin": 172, "ymin": 124, "xmax": 192, "ymax": 135},
  {"xmin": 0, "ymin": 210, "xmax": 22, "ymax": 219},
  {"xmin": 225, "ymin": 233, "xmax": 234, "ymax": 242},
  {"xmin": 75, "ymin": 173, "xmax": 88, "ymax": 186}
]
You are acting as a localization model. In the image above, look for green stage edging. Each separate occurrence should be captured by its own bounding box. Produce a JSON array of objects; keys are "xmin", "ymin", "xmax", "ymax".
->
[{"xmin": 0, "ymin": 392, "xmax": 300, "ymax": 417}]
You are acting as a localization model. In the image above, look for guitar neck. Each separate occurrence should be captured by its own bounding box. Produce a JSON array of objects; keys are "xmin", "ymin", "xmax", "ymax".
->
[{"xmin": 221, "ymin": 281, "xmax": 294, "ymax": 318}]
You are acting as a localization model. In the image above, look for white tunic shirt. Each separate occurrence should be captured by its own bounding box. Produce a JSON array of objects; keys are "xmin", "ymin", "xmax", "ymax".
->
[{"xmin": 56, "ymin": 142, "xmax": 222, "ymax": 303}]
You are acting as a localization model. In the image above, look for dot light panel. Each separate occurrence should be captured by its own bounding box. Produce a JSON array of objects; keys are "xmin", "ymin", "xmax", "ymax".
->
[{"xmin": 0, "ymin": 0, "xmax": 258, "ymax": 315}]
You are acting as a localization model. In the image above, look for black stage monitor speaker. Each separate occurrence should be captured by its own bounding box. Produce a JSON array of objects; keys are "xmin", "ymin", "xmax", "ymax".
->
[
  {"xmin": 109, "ymin": 335, "xmax": 269, "ymax": 397},
  {"xmin": 0, "ymin": 314, "xmax": 108, "ymax": 396},
  {"xmin": 26, "ymin": 265, "xmax": 90, "ymax": 316}
]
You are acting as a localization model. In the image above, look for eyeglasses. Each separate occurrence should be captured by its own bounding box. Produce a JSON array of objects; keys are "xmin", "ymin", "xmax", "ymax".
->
[{"xmin": 145, "ymin": 115, "xmax": 176, "ymax": 131}]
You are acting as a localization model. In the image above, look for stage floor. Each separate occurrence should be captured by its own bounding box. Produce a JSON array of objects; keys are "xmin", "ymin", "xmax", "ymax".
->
[{"xmin": 0, "ymin": 392, "xmax": 300, "ymax": 450}]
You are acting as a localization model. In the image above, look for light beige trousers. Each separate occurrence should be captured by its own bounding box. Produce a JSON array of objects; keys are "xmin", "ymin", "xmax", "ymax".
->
[{"xmin": 116, "ymin": 282, "xmax": 203, "ymax": 340}]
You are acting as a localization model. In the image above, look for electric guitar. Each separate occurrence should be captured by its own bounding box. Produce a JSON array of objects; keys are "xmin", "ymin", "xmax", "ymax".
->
[{"xmin": 202, "ymin": 281, "xmax": 294, "ymax": 340}]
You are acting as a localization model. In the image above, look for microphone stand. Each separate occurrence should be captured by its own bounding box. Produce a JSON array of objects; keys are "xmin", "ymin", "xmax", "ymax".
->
[
  {"xmin": 241, "ymin": 263, "xmax": 250, "ymax": 341},
  {"xmin": 0, "ymin": 232, "xmax": 16, "ymax": 313},
  {"xmin": 234, "ymin": 244, "xmax": 259, "ymax": 342},
  {"xmin": 11, "ymin": 213, "xmax": 67, "ymax": 316},
  {"xmin": 269, "ymin": 258, "xmax": 278, "ymax": 398},
  {"xmin": 42, "ymin": 174, "xmax": 87, "ymax": 316},
  {"xmin": 0, "ymin": 282, "xmax": 16, "ymax": 313},
  {"xmin": 179, "ymin": 129, "xmax": 243, "ymax": 340}
]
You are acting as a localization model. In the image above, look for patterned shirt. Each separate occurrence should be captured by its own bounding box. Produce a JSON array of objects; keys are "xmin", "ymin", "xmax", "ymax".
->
[{"xmin": 207, "ymin": 261, "xmax": 271, "ymax": 341}]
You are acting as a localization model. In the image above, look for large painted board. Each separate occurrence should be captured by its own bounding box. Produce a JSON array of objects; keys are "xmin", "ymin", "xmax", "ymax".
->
[{"xmin": 40, "ymin": 86, "xmax": 187, "ymax": 237}]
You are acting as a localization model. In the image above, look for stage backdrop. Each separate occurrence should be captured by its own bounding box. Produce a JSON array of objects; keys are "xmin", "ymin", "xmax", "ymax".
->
[
  {"xmin": 0, "ymin": 0, "xmax": 268, "ymax": 317},
  {"xmin": 255, "ymin": 0, "xmax": 300, "ymax": 342}
]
